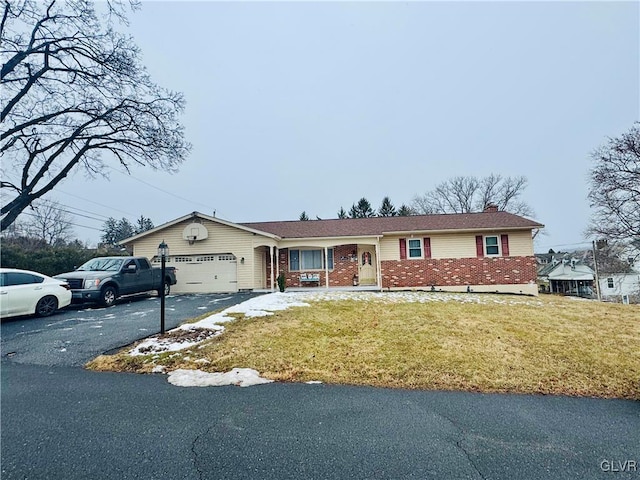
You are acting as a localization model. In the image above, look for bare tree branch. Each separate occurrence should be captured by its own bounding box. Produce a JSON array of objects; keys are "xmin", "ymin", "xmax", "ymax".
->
[
  {"xmin": 1, "ymin": 0, "xmax": 191, "ymax": 231},
  {"xmin": 411, "ymin": 174, "xmax": 534, "ymax": 216},
  {"xmin": 22, "ymin": 198, "xmax": 74, "ymax": 244},
  {"xmin": 587, "ymin": 123, "xmax": 640, "ymax": 240}
]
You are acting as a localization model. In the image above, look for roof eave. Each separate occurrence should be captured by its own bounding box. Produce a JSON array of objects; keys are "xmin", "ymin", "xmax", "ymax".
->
[
  {"xmin": 279, "ymin": 234, "xmax": 381, "ymax": 241},
  {"xmin": 118, "ymin": 211, "xmax": 281, "ymax": 245},
  {"xmin": 382, "ymin": 225, "xmax": 544, "ymax": 236}
]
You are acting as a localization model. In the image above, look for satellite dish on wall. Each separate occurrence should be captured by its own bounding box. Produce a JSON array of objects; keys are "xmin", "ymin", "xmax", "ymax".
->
[{"xmin": 183, "ymin": 223, "xmax": 209, "ymax": 244}]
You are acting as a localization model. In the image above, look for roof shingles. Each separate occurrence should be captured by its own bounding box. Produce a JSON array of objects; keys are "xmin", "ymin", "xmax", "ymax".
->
[{"xmin": 241, "ymin": 211, "xmax": 543, "ymax": 239}]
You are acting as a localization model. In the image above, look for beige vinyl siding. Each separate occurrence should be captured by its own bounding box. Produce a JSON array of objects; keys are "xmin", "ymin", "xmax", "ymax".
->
[
  {"xmin": 278, "ymin": 237, "xmax": 377, "ymax": 249},
  {"xmin": 379, "ymin": 235, "xmax": 401, "ymax": 261},
  {"xmin": 505, "ymin": 230, "xmax": 535, "ymax": 256},
  {"xmin": 379, "ymin": 230, "xmax": 534, "ymax": 261},
  {"xmin": 253, "ymin": 247, "xmax": 267, "ymax": 289},
  {"xmin": 128, "ymin": 218, "xmax": 269, "ymax": 291},
  {"xmin": 379, "ymin": 234, "xmax": 475, "ymax": 261},
  {"xmin": 430, "ymin": 234, "xmax": 477, "ymax": 259}
]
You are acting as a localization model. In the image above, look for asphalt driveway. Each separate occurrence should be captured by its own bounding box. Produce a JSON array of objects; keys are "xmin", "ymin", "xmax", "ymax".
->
[{"xmin": 0, "ymin": 291, "xmax": 264, "ymax": 367}]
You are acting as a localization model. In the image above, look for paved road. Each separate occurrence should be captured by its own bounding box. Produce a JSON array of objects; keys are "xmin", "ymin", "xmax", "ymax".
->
[
  {"xmin": 2, "ymin": 292, "xmax": 639, "ymax": 479},
  {"xmin": 2, "ymin": 362, "xmax": 639, "ymax": 480}
]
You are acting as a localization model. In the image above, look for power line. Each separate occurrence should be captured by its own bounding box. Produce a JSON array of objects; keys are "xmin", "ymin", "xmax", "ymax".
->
[
  {"xmin": 20, "ymin": 198, "xmax": 115, "ymax": 224},
  {"xmin": 58, "ymin": 189, "xmax": 137, "ymax": 217},
  {"xmin": 54, "ymin": 203, "xmax": 115, "ymax": 221},
  {"xmin": 537, "ymin": 241, "xmax": 592, "ymax": 250},
  {"xmin": 107, "ymin": 167, "xmax": 223, "ymax": 216},
  {"xmin": 54, "ymin": 207, "xmax": 107, "ymax": 223},
  {"xmin": 15, "ymin": 211, "xmax": 104, "ymax": 232}
]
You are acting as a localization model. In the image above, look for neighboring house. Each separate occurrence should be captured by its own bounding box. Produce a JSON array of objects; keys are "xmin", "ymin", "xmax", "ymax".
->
[
  {"xmin": 537, "ymin": 258, "xmax": 595, "ymax": 297},
  {"xmin": 595, "ymin": 242, "xmax": 640, "ymax": 304},
  {"xmin": 536, "ymin": 251, "xmax": 589, "ymax": 293},
  {"xmin": 599, "ymin": 271, "xmax": 640, "ymax": 304},
  {"xmin": 119, "ymin": 207, "xmax": 543, "ymax": 296}
]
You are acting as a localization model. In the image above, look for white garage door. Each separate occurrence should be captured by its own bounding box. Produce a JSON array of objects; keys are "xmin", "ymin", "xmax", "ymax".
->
[{"xmin": 170, "ymin": 254, "xmax": 238, "ymax": 294}]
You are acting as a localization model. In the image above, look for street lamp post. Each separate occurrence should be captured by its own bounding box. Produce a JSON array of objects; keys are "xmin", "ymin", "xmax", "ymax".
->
[{"xmin": 158, "ymin": 240, "xmax": 169, "ymax": 334}]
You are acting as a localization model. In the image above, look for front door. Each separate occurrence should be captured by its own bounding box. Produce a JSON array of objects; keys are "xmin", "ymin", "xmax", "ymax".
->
[{"xmin": 357, "ymin": 246, "xmax": 377, "ymax": 286}]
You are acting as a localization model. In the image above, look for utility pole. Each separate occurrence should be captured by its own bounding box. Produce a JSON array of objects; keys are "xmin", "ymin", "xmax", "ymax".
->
[{"xmin": 592, "ymin": 240, "xmax": 602, "ymax": 301}]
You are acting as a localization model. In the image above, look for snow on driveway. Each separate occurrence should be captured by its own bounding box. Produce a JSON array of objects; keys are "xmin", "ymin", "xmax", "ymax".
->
[
  {"xmin": 130, "ymin": 290, "xmax": 543, "ymax": 388},
  {"xmin": 167, "ymin": 368, "xmax": 274, "ymax": 387}
]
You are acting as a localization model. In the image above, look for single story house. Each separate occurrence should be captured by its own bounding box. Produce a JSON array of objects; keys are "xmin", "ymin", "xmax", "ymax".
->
[{"xmin": 119, "ymin": 206, "xmax": 544, "ymax": 296}]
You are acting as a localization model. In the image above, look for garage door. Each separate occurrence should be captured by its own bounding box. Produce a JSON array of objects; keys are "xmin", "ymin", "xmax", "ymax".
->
[{"xmin": 170, "ymin": 254, "xmax": 238, "ymax": 294}]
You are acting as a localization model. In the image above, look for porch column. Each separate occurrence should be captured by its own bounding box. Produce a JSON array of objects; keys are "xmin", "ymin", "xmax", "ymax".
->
[
  {"xmin": 269, "ymin": 245, "xmax": 275, "ymax": 292},
  {"xmin": 375, "ymin": 238, "xmax": 382, "ymax": 291},
  {"xmin": 324, "ymin": 246, "xmax": 329, "ymax": 289}
]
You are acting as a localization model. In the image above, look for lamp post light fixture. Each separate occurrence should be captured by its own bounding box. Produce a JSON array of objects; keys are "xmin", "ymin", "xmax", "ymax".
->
[{"xmin": 158, "ymin": 240, "xmax": 169, "ymax": 334}]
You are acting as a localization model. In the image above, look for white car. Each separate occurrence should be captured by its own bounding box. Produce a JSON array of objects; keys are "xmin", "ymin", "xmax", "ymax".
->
[{"xmin": 0, "ymin": 268, "xmax": 72, "ymax": 319}]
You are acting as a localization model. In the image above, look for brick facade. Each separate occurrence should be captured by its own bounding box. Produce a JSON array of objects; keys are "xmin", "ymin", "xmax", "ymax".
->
[
  {"xmin": 266, "ymin": 245, "xmax": 537, "ymax": 290},
  {"xmin": 381, "ymin": 256, "xmax": 538, "ymax": 289},
  {"xmin": 267, "ymin": 245, "xmax": 360, "ymax": 288}
]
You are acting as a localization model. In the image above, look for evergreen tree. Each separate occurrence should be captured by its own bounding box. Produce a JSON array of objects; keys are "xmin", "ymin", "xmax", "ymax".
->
[
  {"xmin": 101, "ymin": 217, "xmax": 119, "ymax": 245},
  {"xmin": 116, "ymin": 218, "xmax": 135, "ymax": 241},
  {"xmin": 101, "ymin": 217, "xmax": 135, "ymax": 245},
  {"xmin": 135, "ymin": 215, "xmax": 154, "ymax": 234},
  {"xmin": 337, "ymin": 207, "xmax": 347, "ymax": 219},
  {"xmin": 299, "ymin": 211, "xmax": 309, "ymax": 221},
  {"xmin": 378, "ymin": 197, "xmax": 397, "ymax": 217},
  {"xmin": 349, "ymin": 198, "xmax": 375, "ymax": 218},
  {"xmin": 397, "ymin": 204, "xmax": 414, "ymax": 216}
]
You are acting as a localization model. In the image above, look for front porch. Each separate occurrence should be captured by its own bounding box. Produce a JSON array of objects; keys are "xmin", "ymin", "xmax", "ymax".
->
[
  {"xmin": 549, "ymin": 279, "xmax": 594, "ymax": 298},
  {"xmin": 254, "ymin": 285, "xmax": 382, "ymax": 293},
  {"xmin": 260, "ymin": 242, "xmax": 382, "ymax": 291}
]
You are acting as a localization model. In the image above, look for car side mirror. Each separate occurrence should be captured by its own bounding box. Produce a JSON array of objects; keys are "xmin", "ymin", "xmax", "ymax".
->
[{"xmin": 125, "ymin": 264, "xmax": 137, "ymax": 273}]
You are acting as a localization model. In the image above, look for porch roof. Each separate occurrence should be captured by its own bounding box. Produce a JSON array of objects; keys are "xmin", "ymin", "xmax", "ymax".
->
[
  {"xmin": 242, "ymin": 211, "xmax": 543, "ymax": 239},
  {"xmin": 549, "ymin": 273, "xmax": 594, "ymax": 281}
]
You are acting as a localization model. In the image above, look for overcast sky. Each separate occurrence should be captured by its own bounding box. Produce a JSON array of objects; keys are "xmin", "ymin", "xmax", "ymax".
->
[{"xmin": 52, "ymin": 0, "xmax": 638, "ymax": 251}]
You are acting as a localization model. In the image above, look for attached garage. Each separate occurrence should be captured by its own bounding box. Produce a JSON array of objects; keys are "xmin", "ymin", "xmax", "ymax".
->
[{"xmin": 169, "ymin": 254, "xmax": 238, "ymax": 294}]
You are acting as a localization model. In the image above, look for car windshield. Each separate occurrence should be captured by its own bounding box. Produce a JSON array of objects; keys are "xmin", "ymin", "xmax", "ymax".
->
[{"xmin": 77, "ymin": 258, "xmax": 124, "ymax": 272}]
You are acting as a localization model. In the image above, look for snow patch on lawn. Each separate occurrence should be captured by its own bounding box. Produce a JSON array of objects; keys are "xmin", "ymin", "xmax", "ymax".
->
[
  {"xmin": 130, "ymin": 291, "xmax": 543, "ymax": 357},
  {"xmin": 129, "ymin": 293, "xmax": 312, "ymax": 356}
]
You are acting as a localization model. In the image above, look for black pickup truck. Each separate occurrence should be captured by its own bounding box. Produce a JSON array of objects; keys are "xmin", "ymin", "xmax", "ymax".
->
[{"xmin": 55, "ymin": 256, "xmax": 177, "ymax": 307}]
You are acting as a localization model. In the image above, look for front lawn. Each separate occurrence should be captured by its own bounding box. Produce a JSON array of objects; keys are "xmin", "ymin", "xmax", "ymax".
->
[{"xmin": 87, "ymin": 292, "xmax": 640, "ymax": 399}]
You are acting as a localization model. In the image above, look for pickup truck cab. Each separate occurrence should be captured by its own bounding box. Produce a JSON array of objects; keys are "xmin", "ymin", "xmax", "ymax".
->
[{"xmin": 55, "ymin": 256, "xmax": 177, "ymax": 307}]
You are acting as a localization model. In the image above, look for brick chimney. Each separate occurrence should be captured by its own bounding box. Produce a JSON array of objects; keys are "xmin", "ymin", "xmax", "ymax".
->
[{"xmin": 483, "ymin": 203, "xmax": 499, "ymax": 213}]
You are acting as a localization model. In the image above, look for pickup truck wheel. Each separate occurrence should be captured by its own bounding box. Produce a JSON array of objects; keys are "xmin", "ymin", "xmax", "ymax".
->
[{"xmin": 100, "ymin": 286, "xmax": 117, "ymax": 307}]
